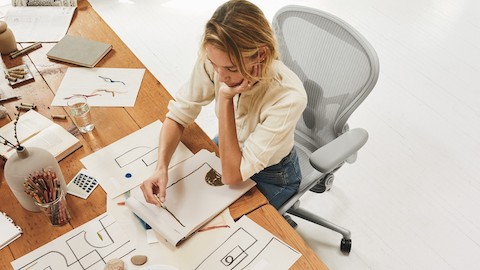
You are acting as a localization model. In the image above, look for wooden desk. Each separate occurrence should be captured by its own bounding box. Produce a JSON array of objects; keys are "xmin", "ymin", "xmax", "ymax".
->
[{"xmin": 0, "ymin": 1, "xmax": 325, "ymax": 269}]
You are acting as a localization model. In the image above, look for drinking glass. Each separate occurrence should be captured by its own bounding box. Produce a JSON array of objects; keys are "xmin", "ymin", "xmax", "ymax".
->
[{"xmin": 67, "ymin": 96, "xmax": 94, "ymax": 133}]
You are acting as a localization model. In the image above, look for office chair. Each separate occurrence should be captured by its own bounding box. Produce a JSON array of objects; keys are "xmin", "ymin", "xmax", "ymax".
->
[{"xmin": 272, "ymin": 5, "xmax": 380, "ymax": 254}]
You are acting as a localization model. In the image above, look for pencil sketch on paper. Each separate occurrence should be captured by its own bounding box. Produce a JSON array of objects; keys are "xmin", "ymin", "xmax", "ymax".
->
[
  {"xmin": 167, "ymin": 162, "xmax": 220, "ymax": 188},
  {"xmin": 205, "ymin": 168, "xmax": 223, "ymax": 186},
  {"xmin": 63, "ymin": 89, "xmax": 128, "ymax": 101},
  {"xmin": 195, "ymin": 216, "xmax": 301, "ymax": 270},
  {"xmin": 80, "ymin": 120, "xmax": 193, "ymax": 198},
  {"xmin": 51, "ymin": 67, "xmax": 145, "ymax": 107},
  {"xmin": 98, "ymin": 75, "xmax": 126, "ymax": 85},
  {"xmin": 114, "ymin": 146, "xmax": 158, "ymax": 168},
  {"xmin": 11, "ymin": 213, "xmax": 136, "ymax": 270}
]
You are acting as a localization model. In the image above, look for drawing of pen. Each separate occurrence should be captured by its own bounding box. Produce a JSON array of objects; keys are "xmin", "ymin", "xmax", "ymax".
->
[{"xmin": 154, "ymin": 194, "xmax": 185, "ymax": 227}]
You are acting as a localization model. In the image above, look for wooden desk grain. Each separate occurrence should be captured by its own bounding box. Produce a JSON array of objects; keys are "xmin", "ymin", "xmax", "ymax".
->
[{"xmin": 0, "ymin": 0, "xmax": 324, "ymax": 269}]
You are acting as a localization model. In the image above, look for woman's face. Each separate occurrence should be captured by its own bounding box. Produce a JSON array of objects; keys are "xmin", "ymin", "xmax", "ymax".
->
[{"xmin": 206, "ymin": 44, "xmax": 254, "ymax": 88}]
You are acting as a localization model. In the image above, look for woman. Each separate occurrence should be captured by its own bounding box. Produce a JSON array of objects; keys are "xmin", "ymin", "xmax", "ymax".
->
[{"xmin": 141, "ymin": 0, "xmax": 306, "ymax": 209}]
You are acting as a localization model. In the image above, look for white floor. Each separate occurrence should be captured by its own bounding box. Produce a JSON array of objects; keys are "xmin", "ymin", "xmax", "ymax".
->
[{"xmin": 89, "ymin": 0, "xmax": 480, "ymax": 269}]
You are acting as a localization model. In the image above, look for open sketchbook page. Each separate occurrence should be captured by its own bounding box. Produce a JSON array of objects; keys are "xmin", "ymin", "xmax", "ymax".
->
[{"xmin": 126, "ymin": 150, "xmax": 256, "ymax": 246}]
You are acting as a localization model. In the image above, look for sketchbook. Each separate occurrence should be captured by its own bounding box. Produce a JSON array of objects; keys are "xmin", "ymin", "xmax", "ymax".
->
[
  {"xmin": 126, "ymin": 150, "xmax": 256, "ymax": 247},
  {"xmin": 0, "ymin": 212, "xmax": 22, "ymax": 250},
  {"xmin": 47, "ymin": 35, "xmax": 112, "ymax": 68},
  {"xmin": 0, "ymin": 110, "xmax": 82, "ymax": 161}
]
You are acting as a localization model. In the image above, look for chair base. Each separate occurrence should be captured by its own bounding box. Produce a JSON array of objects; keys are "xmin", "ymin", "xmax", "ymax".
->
[
  {"xmin": 287, "ymin": 202, "xmax": 352, "ymax": 254},
  {"xmin": 283, "ymin": 214, "xmax": 298, "ymax": 228}
]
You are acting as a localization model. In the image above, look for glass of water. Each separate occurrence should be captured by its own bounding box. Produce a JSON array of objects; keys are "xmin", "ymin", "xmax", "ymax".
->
[{"xmin": 67, "ymin": 96, "xmax": 94, "ymax": 133}]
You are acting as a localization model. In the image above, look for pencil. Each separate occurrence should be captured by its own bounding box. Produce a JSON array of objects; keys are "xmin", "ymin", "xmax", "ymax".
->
[
  {"xmin": 9, "ymin": 42, "xmax": 42, "ymax": 59},
  {"xmin": 198, "ymin": 225, "xmax": 230, "ymax": 232},
  {"xmin": 23, "ymin": 169, "xmax": 71, "ymax": 225}
]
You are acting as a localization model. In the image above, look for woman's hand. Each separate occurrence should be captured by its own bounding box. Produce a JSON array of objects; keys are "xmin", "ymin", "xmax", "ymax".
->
[
  {"xmin": 140, "ymin": 169, "xmax": 168, "ymax": 207},
  {"xmin": 219, "ymin": 78, "xmax": 250, "ymax": 99},
  {"xmin": 219, "ymin": 64, "xmax": 259, "ymax": 99}
]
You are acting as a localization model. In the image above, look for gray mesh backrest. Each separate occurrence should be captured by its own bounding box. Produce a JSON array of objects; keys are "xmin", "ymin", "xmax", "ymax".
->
[
  {"xmin": 273, "ymin": 6, "xmax": 379, "ymax": 151},
  {"xmin": 273, "ymin": 6, "xmax": 379, "ymax": 191}
]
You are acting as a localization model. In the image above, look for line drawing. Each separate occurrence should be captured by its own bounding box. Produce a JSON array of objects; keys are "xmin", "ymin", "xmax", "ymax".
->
[
  {"xmin": 98, "ymin": 75, "xmax": 126, "ymax": 85},
  {"xmin": 195, "ymin": 223, "xmax": 300, "ymax": 269},
  {"xmin": 114, "ymin": 146, "xmax": 158, "ymax": 168},
  {"xmin": 166, "ymin": 162, "xmax": 220, "ymax": 189},
  {"xmin": 12, "ymin": 214, "xmax": 136, "ymax": 270},
  {"xmin": 195, "ymin": 227, "xmax": 256, "ymax": 269}
]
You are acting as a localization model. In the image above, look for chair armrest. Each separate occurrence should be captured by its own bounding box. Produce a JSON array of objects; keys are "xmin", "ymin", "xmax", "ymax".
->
[{"xmin": 309, "ymin": 128, "xmax": 368, "ymax": 173}]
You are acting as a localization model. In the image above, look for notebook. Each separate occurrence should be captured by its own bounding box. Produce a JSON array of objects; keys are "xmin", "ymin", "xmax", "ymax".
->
[
  {"xmin": 47, "ymin": 35, "xmax": 112, "ymax": 68},
  {"xmin": 0, "ymin": 212, "xmax": 22, "ymax": 250},
  {"xmin": 126, "ymin": 150, "xmax": 256, "ymax": 247}
]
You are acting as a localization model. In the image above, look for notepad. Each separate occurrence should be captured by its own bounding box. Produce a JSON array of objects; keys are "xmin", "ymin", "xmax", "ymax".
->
[
  {"xmin": 47, "ymin": 35, "xmax": 112, "ymax": 68},
  {"xmin": 0, "ymin": 212, "xmax": 22, "ymax": 250}
]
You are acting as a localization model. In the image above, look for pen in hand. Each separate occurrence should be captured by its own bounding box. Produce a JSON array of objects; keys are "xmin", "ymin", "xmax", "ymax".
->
[
  {"xmin": 153, "ymin": 193, "xmax": 165, "ymax": 208},
  {"xmin": 154, "ymin": 193, "xmax": 185, "ymax": 227}
]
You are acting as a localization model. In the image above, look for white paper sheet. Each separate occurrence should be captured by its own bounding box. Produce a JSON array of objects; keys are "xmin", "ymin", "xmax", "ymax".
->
[
  {"xmin": 11, "ymin": 0, "xmax": 77, "ymax": 6},
  {"xmin": 0, "ymin": 0, "xmax": 11, "ymax": 19},
  {"xmin": 108, "ymin": 191, "xmax": 300, "ymax": 270},
  {"xmin": 80, "ymin": 120, "xmax": 193, "ymax": 198},
  {"xmin": 196, "ymin": 216, "xmax": 301, "ymax": 269},
  {"xmin": 11, "ymin": 213, "xmax": 137, "ymax": 270},
  {"xmin": 51, "ymin": 67, "xmax": 145, "ymax": 107},
  {"xmin": 4, "ymin": 6, "xmax": 75, "ymax": 42},
  {"xmin": 107, "ymin": 193, "xmax": 238, "ymax": 270}
]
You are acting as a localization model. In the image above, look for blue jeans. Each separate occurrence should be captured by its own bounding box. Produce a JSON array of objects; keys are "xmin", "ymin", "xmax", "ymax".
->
[
  {"xmin": 250, "ymin": 147, "xmax": 301, "ymax": 209},
  {"xmin": 212, "ymin": 136, "xmax": 301, "ymax": 209}
]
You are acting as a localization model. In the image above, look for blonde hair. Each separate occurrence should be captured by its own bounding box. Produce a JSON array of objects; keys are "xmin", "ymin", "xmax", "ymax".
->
[{"xmin": 201, "ymin": 0, "xmax": 279, "ymax": 81}]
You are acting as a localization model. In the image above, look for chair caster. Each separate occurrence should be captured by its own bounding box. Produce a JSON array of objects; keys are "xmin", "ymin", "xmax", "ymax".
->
[
  {"xmin": 340, "ymin": 238, "xmax": 352, "ymax": 254},
  {"xmin": 309, "ymin": 173, "xmax": 334, "ymax": 193},
  {"xmin": 283, "ymin": 215, "xmax": 298, "ymax": 228}
]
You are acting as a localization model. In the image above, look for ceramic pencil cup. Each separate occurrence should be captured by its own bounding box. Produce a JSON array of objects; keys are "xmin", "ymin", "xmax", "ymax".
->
[{"xmin": 0, "ymin": 21, "xmax": 17, "ymax": 54}]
